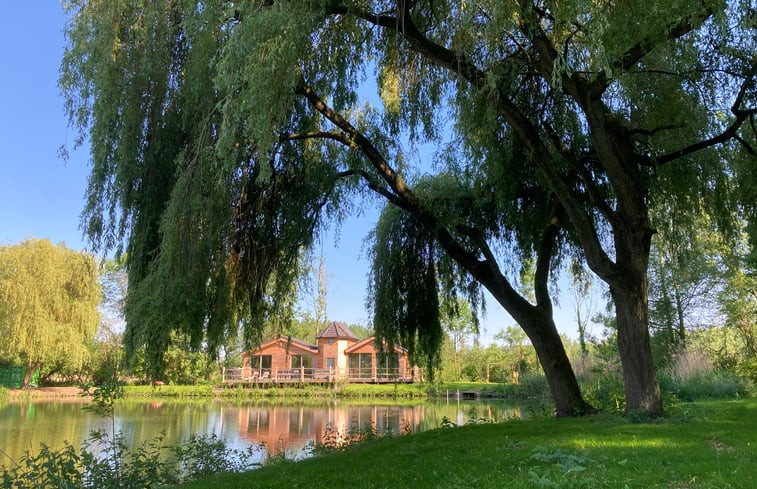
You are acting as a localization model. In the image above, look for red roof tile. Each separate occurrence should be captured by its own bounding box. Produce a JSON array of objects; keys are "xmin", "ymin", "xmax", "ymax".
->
[{"xmin": 316, "ymin": 321, "xmax": 359, "ymax": 340}]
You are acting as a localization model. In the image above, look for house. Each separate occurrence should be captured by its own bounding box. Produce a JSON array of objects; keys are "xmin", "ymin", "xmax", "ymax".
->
[{"xmin": 234, "ymin": 322, "xmax": 419, "ymax": 383}]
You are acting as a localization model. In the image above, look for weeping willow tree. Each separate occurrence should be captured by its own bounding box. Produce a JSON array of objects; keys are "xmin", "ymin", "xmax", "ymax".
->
[
  {"xmin": 0, "ymin": 239, "xmax": 100, "ymax": 387},
  {"xmin": 62, "ymin": 1, "xmax": 755, "ymax": 415},
  {"xmin": 367, "ymin": 170, "xmax": 587, "ymax": 405},
  {"xmin": 60, "ymin": 1, "xmax": 353, "ymax": 374},
  {"xmin": 369, "ymin": 203, "xmax": 443, "ymax": 379}
]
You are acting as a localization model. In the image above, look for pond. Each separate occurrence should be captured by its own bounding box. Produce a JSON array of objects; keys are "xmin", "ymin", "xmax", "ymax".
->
[{"xmin": 0, "ymin": 397, "xmax": 526, "ymax": 465}]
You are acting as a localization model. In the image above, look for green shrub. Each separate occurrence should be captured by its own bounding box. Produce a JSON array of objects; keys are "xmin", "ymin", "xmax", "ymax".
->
[
  {"xmin": 658, "ymin": 348, "xmax": 750, "ymax": 401},
  {"xmin": 512, "ymin": 373, "xmax": 550, "ymax": 401},
  {"xmin": 659, "ymin": 369, "xmax": 748, "ymax": 401},
  {"xmin": 734, "ymin": 357, "xmax": 757, "ymax": 386},
  {"xmin": 0, "ymin": 432, "xmax": 265, "ymax": 488},
  {"xmin": 580, "ymin": 369, "xmax": 625, "ymax": 413},
  {"xmin": 0, "ymin": 386, "xmax": 8, "ymax": 403}
]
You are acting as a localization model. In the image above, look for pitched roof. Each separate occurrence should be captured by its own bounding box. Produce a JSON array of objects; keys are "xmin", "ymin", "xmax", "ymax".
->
[
  {"xmin": 285, "ymin": 337, "xmax": 319, "ymax": 352},
  {"xmin": 316, "ymin": 321, "xmax": 359, "ymax": 340},
  {"xmin": 245, "ymin": 336, "xmax": 318, "ymax": 354},
  {"xmin": 344, "ymin": 336, "xmax": 407, "ymax": 354}
]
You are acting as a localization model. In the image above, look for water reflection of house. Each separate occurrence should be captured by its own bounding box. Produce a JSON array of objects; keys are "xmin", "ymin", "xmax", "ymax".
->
[
  {"xmin": 234, "ymin": 404, "xmax": 426, "ymax": 450},
  {"xmin": 234, "ymin": 322, "xmax": 420, "ymax": 383}
]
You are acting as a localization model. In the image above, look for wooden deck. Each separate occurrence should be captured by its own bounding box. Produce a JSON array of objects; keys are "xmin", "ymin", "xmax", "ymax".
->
[{"xmin": 222, "ymin": 367, "xmax": 416, "ymax": 385}]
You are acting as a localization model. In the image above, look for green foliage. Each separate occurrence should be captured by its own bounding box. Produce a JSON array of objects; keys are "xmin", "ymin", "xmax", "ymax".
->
[
  {"xmin": 656, "ymin": 348, "xmax": 751, "ymax": 401},
  {"xmin": 576, "ymin": 343, "xmax": 753, "ymax": 411},
  {"xmin": 581, "ymin": 368, "xmax": 627, "ymax": 414},
  {"xmin": 172, "ymin": 434, "xmax": 263, "ymax": 480},
  {"xmin": 1, "ymin": 442, "xmax": 83, "ymax": 488},
  {"xmin": 160, "ymin": 333, "xmax": 218, "ymax": 386},
  {"xmin": 0, "ymin": 239, "xmax": 100, "ymax": 387},
  {"xmin": 689, "ymin": 319, "xmax": 757, "ymax": 385},
  {"xmin": 345, "ymin": 323, "xmax": 373, "ymax": 341},
  {"xmin": 0, "ymin": 431, "xmax": 264, "ymax": 488},
  {"xmin": 78, "ymin": 430, "xmax": 173, "ymax": 489},
  {"xmin": 0, "ymin": 386, "xmax": 7, "ymax": 403},
  {"xmin": 336, "ymin": 383, "xmax": 428, "ymax": 399},
  {"xmin": 62, "ymin": 1, "xmax": 350, "ymax": 378},
  {"xmin": 658, "ymin": 369, "xmax": 748, "ymax": 401},
  {"xmin": 123, "ymin": 385, "xmax": 214, "ymax": 398},
  {"xmin": 84, "ymin": 377, "xmax": 124, "ymax": 418},
  {"xmin": 368, "ymin": 204, "xmax": 444, "ymax": 378}
]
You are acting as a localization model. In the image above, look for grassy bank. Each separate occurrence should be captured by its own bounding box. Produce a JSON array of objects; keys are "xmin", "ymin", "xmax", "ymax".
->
[
  {"xmin": 120, "ymin": 381, "xmax": 538, "ymax": 400},
  {"xmin": 173, "ymin": 399, "xmax": 756, "ymax": 489},
  {"xmin": 123, "ymin": 382, "xmax": 432, "ymax": 399}
]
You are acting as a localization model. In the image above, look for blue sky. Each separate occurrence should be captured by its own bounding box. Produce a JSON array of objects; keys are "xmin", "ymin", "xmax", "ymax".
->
[
  {"xmin": 0, "ymin": 3, "xmax": 587, "ymax": 343},
  {"xmin": 0, "ymin": 4, "xmax": 89, "ymax": 252}
]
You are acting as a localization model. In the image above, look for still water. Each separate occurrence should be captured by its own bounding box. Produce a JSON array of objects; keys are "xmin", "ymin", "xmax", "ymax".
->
[{"xmin": 0, "ymin": 398, "xmax": 524, "ymax": 464}]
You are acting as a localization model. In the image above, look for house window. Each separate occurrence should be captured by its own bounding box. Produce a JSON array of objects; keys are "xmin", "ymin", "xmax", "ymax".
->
[
  {"xmin": 378, "ymin": 353, "xmax": 399, "ymax": 368},
  {"xmin": 348, "ymin": 353, "xmax": 372, "ymax": 378},
  {"xmin": 290, "ymin": 355, "xmax": 313, "ymax": 369},
  {"xmin": 377, "ymin": 353, "xmax": 399, "ymax": 378},
  {"xmin": 327, "ymin": 339, "xmax": 334, "ymax": 345},
  {"xmin": 250, "ymin": 355, "xmax": 272, "ymax": 370},
  {"xmin": 326, "ymin": 358, "xmax": 335, "ymax": 369}
]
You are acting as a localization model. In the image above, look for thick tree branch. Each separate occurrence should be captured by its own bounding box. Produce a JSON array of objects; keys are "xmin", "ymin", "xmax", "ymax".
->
[
  {"xmin": 629, "ymin": 124, "xmax": 687, "ymax": 138},
  {"xmin": 283, "ymin": 132, "xmax": 413, "ymax": 209},
  {"xmin": 294, "ymin": 77, "xmax": 540, "ymax": 318},
  {"xmin": 281, "ymin": 130, "xmax": 351, "ymax": 144},
  {"xmin": 329, "ymin": 2, "xmax": 620, "ymax": 281},
  {"xmin": 657, "ymin": 63, "xmax": 757, "ymax": 163},
  {"xmin": 534, "ymin": 202, "xmax": 565, "ymax": 313},
  {"xmin": 656, "ymin": 109, "xmax": 757, "ymax": 164},
  {"xmin": 596, "ymin": 2, "xmax": 715, "ymax": 90}
]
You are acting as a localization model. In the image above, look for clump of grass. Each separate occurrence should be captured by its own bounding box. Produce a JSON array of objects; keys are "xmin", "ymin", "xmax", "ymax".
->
[
  {"xmin": 511, "ymin": 373, "xmax": 551, "ymax": 401},
  {"xmin": 124, "ymin": 384, "xmax": 214, "ymax": 397},
  {"xmin": 336, "ymin": 383, "xmax": 427, "ymax": 398},
  {"xmin": 0, "ymin": 386, "xmax": 8, "ymax": 403},
  {"xmin": 659, "ymin": 349, "xmax": 749, "ymax": 401},
  {"xmin": 576, "ymin": 359, "xmax": 626, "ymax": 413}
]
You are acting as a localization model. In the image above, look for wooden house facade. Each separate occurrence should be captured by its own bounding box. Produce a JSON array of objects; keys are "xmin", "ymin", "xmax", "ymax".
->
[{"xmin": 233, "ymin": 322, "xmax": 419, "ymax": 383}]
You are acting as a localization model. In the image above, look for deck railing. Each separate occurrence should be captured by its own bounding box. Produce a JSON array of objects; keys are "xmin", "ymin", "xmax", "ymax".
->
[
  {"xmin": 347, "ymin": 367, "xmax": 406, "ymax": 380},
  {"xmin": 223, "ymin": 366, "xmax": 414, "ymax": 383}
]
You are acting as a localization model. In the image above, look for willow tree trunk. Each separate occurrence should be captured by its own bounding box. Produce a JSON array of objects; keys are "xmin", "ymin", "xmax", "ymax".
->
[
  {"xmin": 610, "ymin": 230, "xmax": 664, "ymax": 417},
  {"xmin": 522, "ymin": 312, "xmax": 596, "ymax": 417},
  {"xmin": 22, "ymin": 360, "xmax": 42, "ymax": 389},
  {"xmin": 612, "ymin": 283, "xmax": 663, "ymax": 416}
]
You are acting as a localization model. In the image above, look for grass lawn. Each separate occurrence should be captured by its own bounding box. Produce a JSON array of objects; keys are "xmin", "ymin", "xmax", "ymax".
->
[{"xmin": 173, "ymin": 399, "xmax": 756, "ymax": 489}]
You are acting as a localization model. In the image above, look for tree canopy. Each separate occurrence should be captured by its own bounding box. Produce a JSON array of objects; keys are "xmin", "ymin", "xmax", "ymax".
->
[
  {"xmin": 62, "ymin": 0, "xmax": 755, "ymax": 415},
  {"xmin": 0, "ymin": 239, "xmax": 100, "ymax": 387}
]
